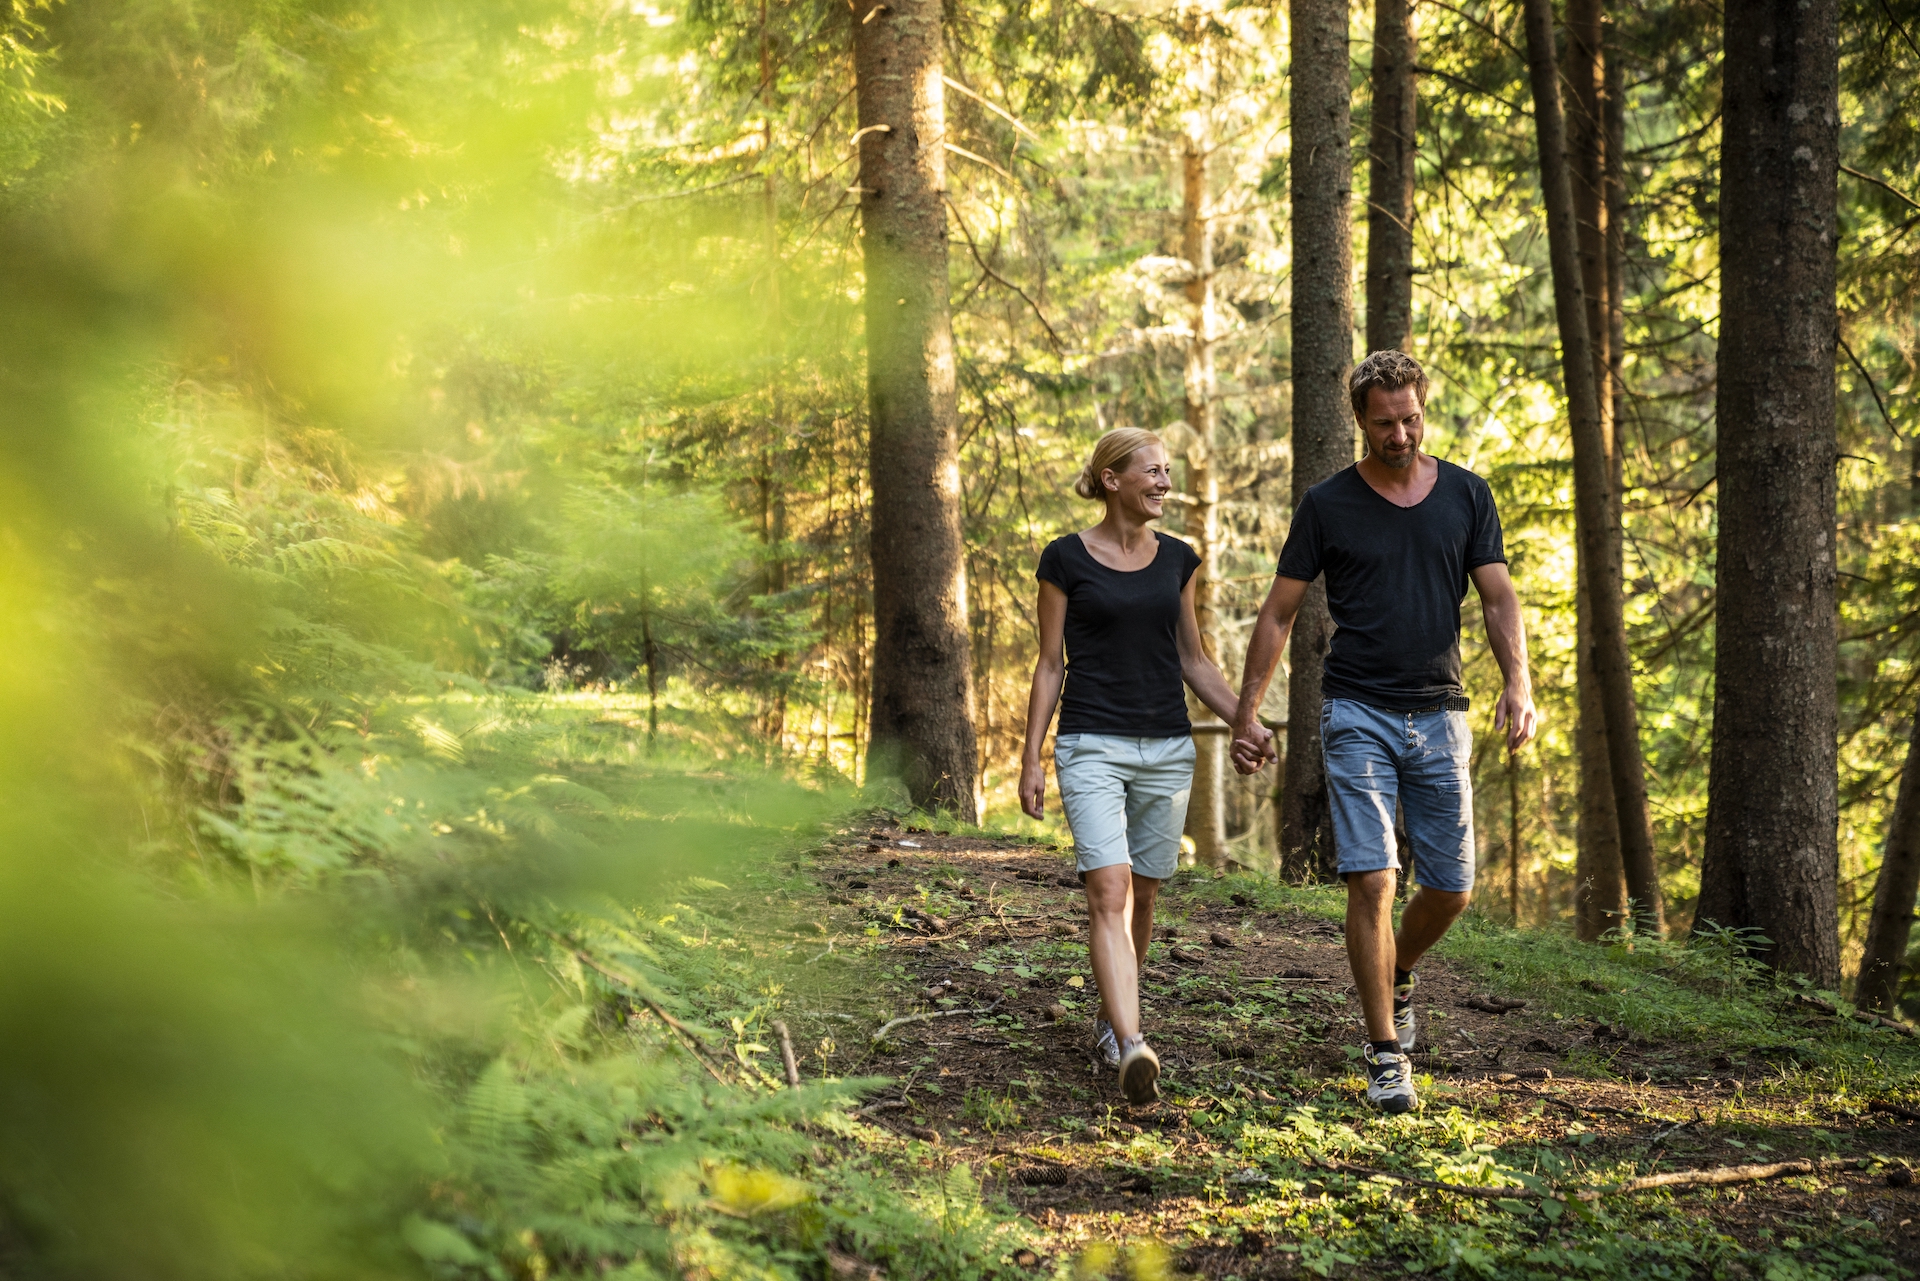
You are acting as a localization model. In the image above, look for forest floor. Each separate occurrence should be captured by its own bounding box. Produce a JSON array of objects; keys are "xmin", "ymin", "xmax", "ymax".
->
[{"xmin": 765, "ymin": 818, "xmax": 1920, "ymax": 1280}]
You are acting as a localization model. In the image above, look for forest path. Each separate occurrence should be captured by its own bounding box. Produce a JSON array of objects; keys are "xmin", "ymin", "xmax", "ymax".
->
[{"xmin": 791, "ymin": 822, "xmax": 1920, "ymax": 1278}]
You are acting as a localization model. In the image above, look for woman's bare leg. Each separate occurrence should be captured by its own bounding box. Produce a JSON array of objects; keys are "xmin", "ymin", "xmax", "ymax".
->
[
  {"xmin": 1085, "ymin": 865, "xmax": 1142, "ymax": 1041},
  {"xmin": 1087, "ymin": 869, "xmax": 1166, "ymax": 1041}
]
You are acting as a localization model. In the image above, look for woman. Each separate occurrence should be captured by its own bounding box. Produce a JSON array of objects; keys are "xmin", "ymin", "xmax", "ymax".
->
[{"xmin": 1018, "ymin": 428, "xmax": 1269, "ymax": 1104}]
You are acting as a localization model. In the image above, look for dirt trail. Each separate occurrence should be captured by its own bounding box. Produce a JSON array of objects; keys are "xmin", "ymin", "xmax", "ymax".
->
[{"xmin": 793, "ymin": 824, "xmax": 1920, "ymax": 1276}]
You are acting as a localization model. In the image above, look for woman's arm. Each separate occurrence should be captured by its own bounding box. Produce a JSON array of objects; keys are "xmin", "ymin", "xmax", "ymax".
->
[
  {"xmin": 1019, "ymin": 581, "xmax": 1070, "ymax": 819},
  {"xmin": 1175, "ymin": 575, "xmax": 1245, "ymax": 725}
]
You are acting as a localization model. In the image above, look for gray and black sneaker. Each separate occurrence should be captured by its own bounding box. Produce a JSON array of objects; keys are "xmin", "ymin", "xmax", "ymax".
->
[
  {"xmin": 1363, "ymin": 1042, "xmax": 1418, "ymax": 1114},
  {"xmin": 1092, "ymin": 1017, "xmax": 1121, "ymax": 1070},
  {"xmin": 1392, "ymin": 972, "xmax": 1418, "ymax": 1052}
]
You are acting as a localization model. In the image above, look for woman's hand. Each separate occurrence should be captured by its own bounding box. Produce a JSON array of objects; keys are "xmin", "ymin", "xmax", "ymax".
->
[
  {"xmin": 1019, "ymin": 756, "xmax": 1048, "ymax": 819},
  {"xmin": 1231, "ymin": 721, "xmax": 1275, "ymax": 774}
]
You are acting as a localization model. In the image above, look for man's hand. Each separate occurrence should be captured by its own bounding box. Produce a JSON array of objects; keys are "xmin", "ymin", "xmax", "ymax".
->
[
  {"xmin": 1230, "ymin": 722, "xmax": 1276, "ymax": 774},
  {"xmin": 1495, "ymin": 683, "xmax": 1538, "ymax": 752},
  {"xmin": 1019, "ymin": 757, "xmax": 1047, "ymax": 819}
]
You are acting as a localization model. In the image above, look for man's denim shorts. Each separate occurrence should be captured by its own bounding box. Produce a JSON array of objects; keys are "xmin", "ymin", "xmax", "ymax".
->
[
  {"xmin": 1053, "ymin": 733, "xmax": 1195, "ymax": 881},
  {"xmin": 1321, "ymin": 697, "xmax": 1476, "ymax": 892}
]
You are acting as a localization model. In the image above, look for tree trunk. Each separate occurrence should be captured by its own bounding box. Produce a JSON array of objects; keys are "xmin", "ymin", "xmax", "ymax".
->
[
  {"xmin": 1567, "ymin": 0, "xmax": 1628, "ymax": 942},
  {"xmin": 1520, "ymin": 0, "xmax": 1665, "ymax": 936},
  {"xmin": 1696, "ymin": 0, "xmax": 1840, "ymax": 985},
  {"xmin": 1364, "ymin": 0, "xmax": 1416, "ymax": 355},
  {"xmin": 853, "ymin": 0, "xmax": 981, "ymax": 821},
  {"xmin": 1858, "ymin": 711, "xmax": 1920, "ymax": 1011},
  {"xmin": 1181, "ymin": 135, "xmax": 1229, "ymax": 868},
  {"xmin": 1281, "ymin": 0, "xmax": 1354, "ymax": 881}
]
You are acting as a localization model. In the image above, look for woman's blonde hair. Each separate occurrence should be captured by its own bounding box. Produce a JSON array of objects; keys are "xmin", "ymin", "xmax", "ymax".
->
[{"xmin": 1073, "ymin": 428, "xmax": 1166, "ymax": 500}]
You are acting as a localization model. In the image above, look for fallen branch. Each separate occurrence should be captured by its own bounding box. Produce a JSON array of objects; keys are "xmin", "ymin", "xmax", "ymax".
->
[
  {"xmin": 773, "ymin": 1019, "xmax": 801, "ymax": 1088},
  {"xmin": 1597, "ymin": 1157, "xmax": 1873, "ymax": 1196},
  {"xmin": 541, "ymin": 929, "xmax": 730, "ymax": 1083},
  {"xmin": 1313, "ymin": 1156, "xmax": 1876, "ymax": 1203},
  {"xmin": 870, "ymin": 1000, "xmax": 1003, "ymax": 1043}
]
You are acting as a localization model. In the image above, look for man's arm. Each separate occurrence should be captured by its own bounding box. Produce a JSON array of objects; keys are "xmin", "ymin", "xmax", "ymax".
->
[
  {"xmin": 1228, "ymin": 574, "xmax": 1312, "ymax": 773},
  {"xmin": 1469, "ymin": 561, "xmax": 1538, "ymax": 750}
]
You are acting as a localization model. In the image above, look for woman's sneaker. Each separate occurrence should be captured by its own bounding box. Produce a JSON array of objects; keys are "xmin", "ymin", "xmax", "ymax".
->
[
  {"xmin": 1119, "ymin": 1037, "xmax": 1160, "ymax": 1104},
  {"xmin": 1092, "ymin": 1018, "xmax": 1121, "ymax": 1070},
  {"xmin": 1363, "ymin": 1042, "xmax": 1418, "ymax": 1114},
  {"xmin": 1392, "ymin": 972, "xmax": 1417, "ymax": 1051}
]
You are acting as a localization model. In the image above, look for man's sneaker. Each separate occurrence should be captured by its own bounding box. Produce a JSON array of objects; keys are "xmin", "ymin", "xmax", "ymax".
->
[
  {"xmin": 1392, "ymin": 972, "xmax": 1418, "ymax": 1052},
  {"xmin": 1092, "ymin": 1018, "xmax": 1121, "ymax": 1070},
  {"xmin": 1119, "ymin": 1037, "xmax": 1160, "ymax": 1104},
  {"xmin": 1363, "ymin": 1042, "xmax": 1418, "ymax": 1114}
]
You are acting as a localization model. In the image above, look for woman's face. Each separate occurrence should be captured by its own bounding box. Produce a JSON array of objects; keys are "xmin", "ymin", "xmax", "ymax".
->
[{"xmin": 1103, "ymin": 444, "xmax": 1173, "ymax": 521}]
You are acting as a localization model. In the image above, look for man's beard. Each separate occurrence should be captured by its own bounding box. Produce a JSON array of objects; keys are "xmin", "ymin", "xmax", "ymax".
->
[{"xmin": 1379, "ymin": 447, "xmax": 1415, "ymax": 470}]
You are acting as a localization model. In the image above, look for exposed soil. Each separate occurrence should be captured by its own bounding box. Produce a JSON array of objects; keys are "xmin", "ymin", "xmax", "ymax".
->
[{"xmin": 787, "ymin": 824, "xmax": 1920, "ymax": 1277}]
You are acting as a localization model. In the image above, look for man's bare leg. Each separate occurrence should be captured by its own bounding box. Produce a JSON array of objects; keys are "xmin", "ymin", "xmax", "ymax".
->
[
  {"xmin": 1346, "ymin": 870, "xmax": 1399, "ymax": 1042},
  {"xmin": 1351, "ymin": 876, "xmax": 1474, "ymax": 1040},
  {"xmin": 1395, "ymin": 887, "xmax": 1471, "ymax": 974}
]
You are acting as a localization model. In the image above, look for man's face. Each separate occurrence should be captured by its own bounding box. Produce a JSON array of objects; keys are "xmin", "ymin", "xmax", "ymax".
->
[{"xmin": 1360, "ymin": 385, "xmax": 1425, "ymax": 469}]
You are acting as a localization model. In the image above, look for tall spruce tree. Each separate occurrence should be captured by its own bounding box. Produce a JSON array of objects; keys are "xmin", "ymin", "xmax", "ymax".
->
[
  {"xmin": 1364, "ymin": 0, "xmax": 1415, "ymax": 355},
  {"xmin": 1695, "ymin": 0, "xmax": 1842, "ymax": 983},
  {"xmin": 853, "ymin": 0, "xmax": 982, "ymax": 819},
  {"xmin": 1281, "ymin": 0, "xmax": 1354, "ymax": 879},
  {"xmin": 1566, "ymin": 0, "xmax": 1631, "ymax": 941}
]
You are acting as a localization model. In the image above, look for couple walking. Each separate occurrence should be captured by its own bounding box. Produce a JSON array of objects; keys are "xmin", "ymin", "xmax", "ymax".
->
[{"xmin": 1018, "ymin": 351, "xmax": 1539, "ymax": 1113}]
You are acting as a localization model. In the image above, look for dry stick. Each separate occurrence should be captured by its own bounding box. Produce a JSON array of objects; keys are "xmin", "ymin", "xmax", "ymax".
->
[
  {"xmin": 1316, "ymin": 1156, "xmax": 1876, "ymax": 1202},
  {"xmin": 773, "ymin": 1019, "xmax": 802, "ymax": 1088},
  {"xmin": 1604, "ymin": 1157, "xmax": 1873, "ymax": 1196},
  {"xmin": 870, "ymin": 1000, "xmax": 1004, "ymax": 1044},
  {"xmin": 540, "ymin": 929, "xmax": 730, "ymax": 1083}
]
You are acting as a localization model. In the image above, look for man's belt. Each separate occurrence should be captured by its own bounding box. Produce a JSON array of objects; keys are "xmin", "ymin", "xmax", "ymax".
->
[{"xmin": 1401, "ymin": 696, "xmax": 1470, "ymax": 714}]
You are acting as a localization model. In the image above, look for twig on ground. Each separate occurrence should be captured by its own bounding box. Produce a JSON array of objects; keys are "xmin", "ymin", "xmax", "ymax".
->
[
  {"xmin": 774, "ymin": 1019, "xmax": 801, "ymax": 1087},
  {"xmin": 870, "ymin": 1000, "xmax": 1003, "ymax": 1043},
  {"xmin": 1599, "ymin": 1157, "xmax": 1873, "ymax": 1196},
  {"xmin": 1313, "ymin": 1155, "xmax": 1875, "ymax": 1203},
  {"xmin": 542, "ymin": 929, "xmax": 730, "ymax": 1083},
  {"xmin": 1644, "ymin": 1109, "xmax": 1704, "ymax": 1150}
]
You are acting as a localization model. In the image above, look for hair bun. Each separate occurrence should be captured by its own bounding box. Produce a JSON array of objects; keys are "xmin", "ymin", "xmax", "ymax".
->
[{"xmin": 1074, "ymin": 427, "xmax": 1165, "ymax": 502}]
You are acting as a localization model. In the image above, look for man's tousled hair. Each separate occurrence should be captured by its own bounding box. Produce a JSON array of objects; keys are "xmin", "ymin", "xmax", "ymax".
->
[{"xmin": 1348, "ymin": 349, "xmax": 1429, "ymax": 420}]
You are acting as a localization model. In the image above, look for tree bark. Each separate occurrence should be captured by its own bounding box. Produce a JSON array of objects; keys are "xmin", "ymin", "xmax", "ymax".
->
[
  {"xmin": 1520, "ymin": 0, "xmax": 1665, "ymax": 936},
  {"xmin": 1859, "ymin": 711, "xmax": 1920, "ymax": 1011},
  {"xmin": 853, "ymin": 0, "xmax": 981, "ymax": 820},
  {"xmin": 1364, "ymin": 0, "xmax": 1416, "ymax": 355},
  {"xmin": 1568, "ymin": 0, "xmax": 1628, "ymax": 941},
  {"xmin": 1281, "ymin": 0, "xmax": 1355, "ymax": 880},
  {"xmin": 1695, "ymin": 0, "xmax": 1841, "ymax": 984},
  {"xmin": 1181, "ymin": 135, "xmax": 1229, "ymax": 868}
]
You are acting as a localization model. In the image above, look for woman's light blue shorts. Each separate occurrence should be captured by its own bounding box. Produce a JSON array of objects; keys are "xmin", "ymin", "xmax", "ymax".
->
[
  {"xmin": 1321, "ymin": 698, "xmax": 1477, "ymax": 892},
  {"xmin": 1053, "ymin": 733, "xmax": 1195, "ymax": 881}
]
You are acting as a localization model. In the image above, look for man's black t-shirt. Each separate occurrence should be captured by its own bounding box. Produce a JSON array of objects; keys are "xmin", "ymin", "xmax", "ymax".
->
[
  {"xmin": 1036, "ymin": 531, "xmax": 1202, "ymax": 737},
  {"xmin": 1275, "ymin": 460, "xmax": 1506, "ymax": 711}
]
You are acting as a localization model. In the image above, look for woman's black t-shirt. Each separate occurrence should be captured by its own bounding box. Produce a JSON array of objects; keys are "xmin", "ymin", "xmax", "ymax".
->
[{"xmin": 1035, "ymin": 531, "xmax": 1201, "ymax": 738}]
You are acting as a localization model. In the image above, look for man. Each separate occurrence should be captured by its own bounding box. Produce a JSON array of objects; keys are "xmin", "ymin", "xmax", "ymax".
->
[{"xmin": 1229, "ymin": 350, "xmax": 1537, "ymax": 1114}]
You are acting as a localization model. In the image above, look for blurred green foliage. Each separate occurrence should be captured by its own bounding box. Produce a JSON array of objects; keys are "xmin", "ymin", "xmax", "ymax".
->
[{"xmin": 0, "ymin": 2, "xmax": 1019, "ymax": 1277}]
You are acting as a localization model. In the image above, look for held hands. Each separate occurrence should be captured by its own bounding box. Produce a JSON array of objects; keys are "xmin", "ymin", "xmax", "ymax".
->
[
  {"xmin": 1019, "ymin": 756, "xmax": 1048, "ymax": 819},
  {"xmin": 1495, "ymin": 683, "xmax": 1539, "ymax": 752},
  {"xmin": 1229, "ymin": 721, "xmax": 1276, "ymax": 775}
]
